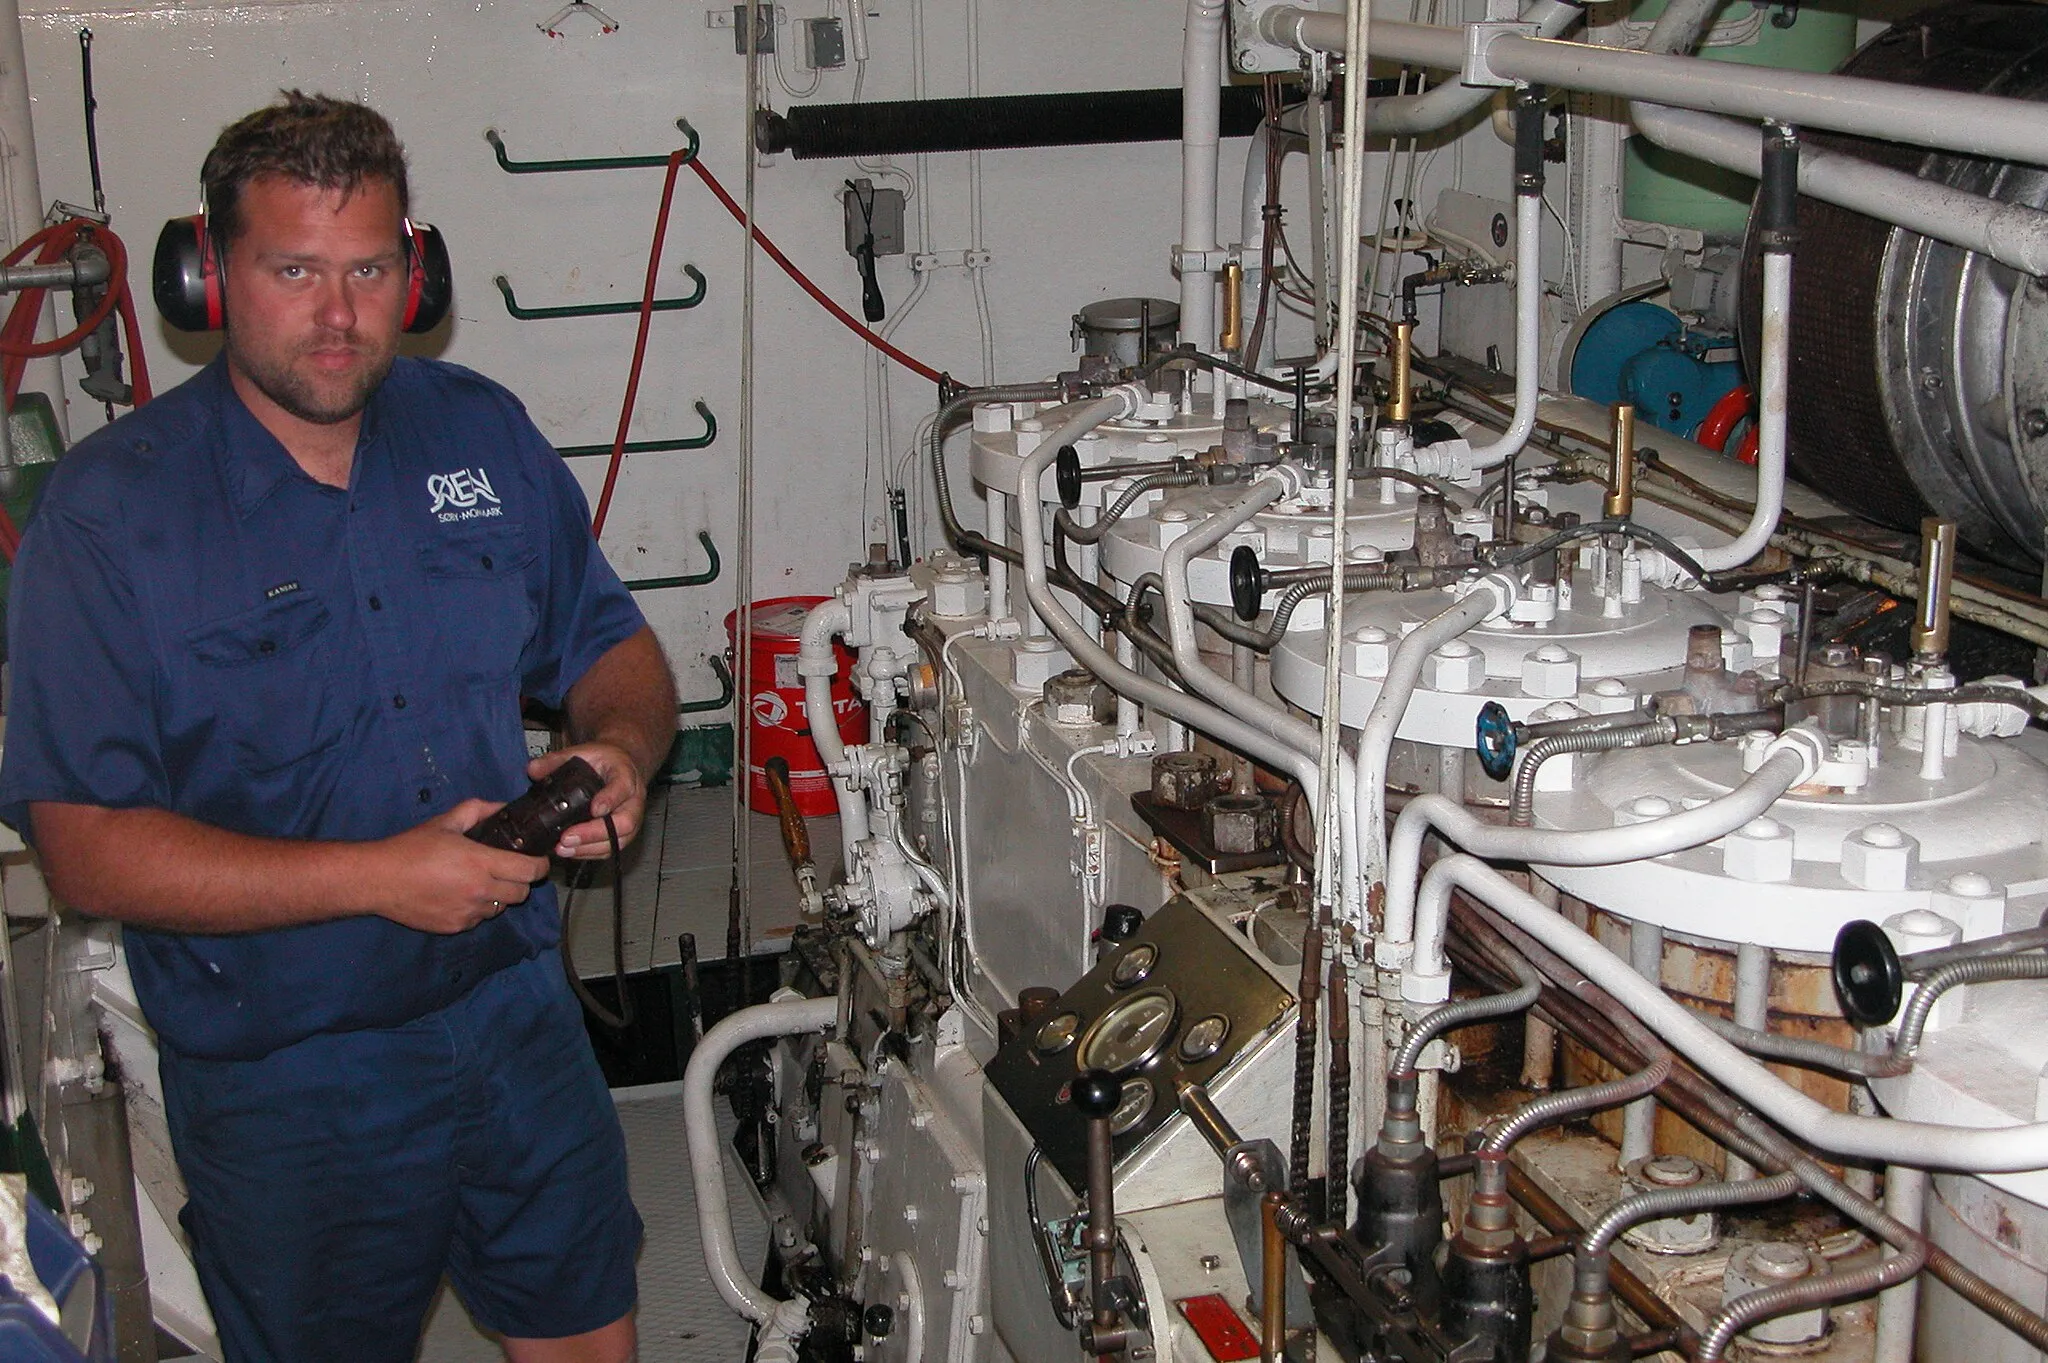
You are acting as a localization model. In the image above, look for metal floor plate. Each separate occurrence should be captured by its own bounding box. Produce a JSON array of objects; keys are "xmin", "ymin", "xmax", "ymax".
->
[{"xmin": 418, "ymin": 1086, "xmax": 768, "ymax": 1361}]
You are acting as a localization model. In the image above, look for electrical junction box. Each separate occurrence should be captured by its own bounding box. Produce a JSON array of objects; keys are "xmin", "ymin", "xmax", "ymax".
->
[
  {"xmin": 800, "ymin": 16, "xmax": 845, "ymax": 69},
  {"xmin": 842, "ymin": 177, "xmax": 905, "ymax": 257},
  {"xmin": 718, "ymin": 3, "xmax": 775, "ymax": 53}
]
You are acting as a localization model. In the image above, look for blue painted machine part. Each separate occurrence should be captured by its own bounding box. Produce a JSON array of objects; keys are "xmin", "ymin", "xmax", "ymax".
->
[{"xmin": 1568, "ymin": 300, "xmax": 1743, "ymax": 439}]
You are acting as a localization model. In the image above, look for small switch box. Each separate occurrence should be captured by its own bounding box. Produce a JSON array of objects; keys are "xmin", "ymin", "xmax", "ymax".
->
[{"xmin": 801, "ymin": 16, "xmax": 846, "ymax": 68}]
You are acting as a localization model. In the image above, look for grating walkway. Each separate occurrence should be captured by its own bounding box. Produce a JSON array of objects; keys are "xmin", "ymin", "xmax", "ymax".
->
[{"xmin": 418, "ymin": 1084, "xmax": 769, "ymax": 1361}]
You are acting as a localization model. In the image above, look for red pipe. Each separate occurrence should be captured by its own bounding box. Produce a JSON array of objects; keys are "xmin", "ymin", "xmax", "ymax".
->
[{"xmin": 1695, "ymin": 383, "xmax": 1752, "ymax": 453}]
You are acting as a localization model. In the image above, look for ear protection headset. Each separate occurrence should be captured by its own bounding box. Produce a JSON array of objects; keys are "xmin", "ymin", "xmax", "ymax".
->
[{"xmin": 152, "ymin": 201, "xmax": 452, "ymax": 334}]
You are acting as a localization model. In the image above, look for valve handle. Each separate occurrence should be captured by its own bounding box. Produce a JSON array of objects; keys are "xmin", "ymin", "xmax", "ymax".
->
[
  {"xmin": 1832, "ymin": 919, "xmax": 1904, "ymax": 1028},
  {"xmin": 1475, "ymin": 701, "xmax": 1517, "ymax": 782},
  {"xmin": 1055, "ymin": 444, "xmax": 1083, "ymax": 511},
  {"xmin": 1230, "ymin": 545, "xmax": 1267, "ymax": 623},
  {"xmin": 1073, "ymin": 1068, "xmax": 1122, "ymax": 1120}
]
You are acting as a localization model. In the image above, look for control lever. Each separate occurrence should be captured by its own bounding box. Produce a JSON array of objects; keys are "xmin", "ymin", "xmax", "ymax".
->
[
  {"xmin": 1054, "ymin": 443, "xmax": 1192, "ymax": 511},
  {"xmin": 1073, "ymin": 1069, "xmax": 1131, "ymax": 1357},
  {"xmin": 762, "ymin": 756, "xmax": 824, "ymax": 914},
  {"xmin": 465, "ymin": 756, "xmax": 605, "ymax": 854}
]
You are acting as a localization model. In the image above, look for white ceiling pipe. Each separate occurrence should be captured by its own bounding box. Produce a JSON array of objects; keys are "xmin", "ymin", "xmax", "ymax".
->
[
  {"xmin": 1632, "ymin": 103, "xmax": 2048, "ymax": 277},
  {"xmin": 1260, "ymin": 8, "xmax": 2048, "ymax": 168},
  {"xmin": 1367, "ymin": 0, "xmax": 1584, "ymax": 138},
  {"xmin": 1694, "ymin": 245, "xmax": 1789, "ymax": 572},
  {"xmin": 1463, "ymin": 190, "xmax": 1541, "ymax": 468},
  {"xmin": 1182, "ymin": 0, "xmax": 1229, "ymax": 356}
]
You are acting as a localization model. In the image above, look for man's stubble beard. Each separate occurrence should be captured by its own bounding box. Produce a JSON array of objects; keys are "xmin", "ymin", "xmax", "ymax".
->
[{"xmin": 225, "ymin": 324, "xmax": 396, "ymax": 427}]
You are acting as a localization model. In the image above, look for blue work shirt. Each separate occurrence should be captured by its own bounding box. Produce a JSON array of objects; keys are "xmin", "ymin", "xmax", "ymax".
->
[{"xmin": 0, "ymin": 355, "xmax": 646, "ymax": 1061}]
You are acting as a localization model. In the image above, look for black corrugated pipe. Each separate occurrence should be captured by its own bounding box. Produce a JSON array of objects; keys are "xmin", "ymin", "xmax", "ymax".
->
[{"xmin": 755, "ymin": 81, "xmax": 1409, "ymax": 160}]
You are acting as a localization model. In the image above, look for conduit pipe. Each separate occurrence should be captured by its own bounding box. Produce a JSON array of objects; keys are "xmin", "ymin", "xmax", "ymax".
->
[
  {"xmin": 1371, "ymin": 0, "xmax": 1584, "ymax": 138},
  {"xmin": 1461, "ymin": 102, "xmax": 1544, "ymax": 471},
  {"xmin": 797, "ymin": 598, "xmax": 871, "ymax": 868},
  {"xmin": 1161, "ymin": 479, "xmax": 1363, "ymax": 919},
  {"xmin": 1387, "ymin": 741, "xmax": 1815, "ymax": 997},
  {"xmin": 1422, "ymin": 854, "xmax": 2048, "ymax": 1172},
  {"xmin": 1182, "ymin": 0, "xmax": 1230, "ymax": 356},
  {"xmin": 684, "ymin": 995, "xmax": 841, "ymax": 1327},
  {"xmin": 1012, "ymin": 394, "xmax": 1355, "ymax": 907},
  {"xmin": 1259, "ymin": 8, "xmax": 2048, "ymax": 167}
]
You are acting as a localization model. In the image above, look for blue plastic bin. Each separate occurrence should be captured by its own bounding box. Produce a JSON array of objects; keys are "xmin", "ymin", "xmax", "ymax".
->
[{"xmin": 0, "ymin": 1194, "xmax": 113, "ymax": 1362}]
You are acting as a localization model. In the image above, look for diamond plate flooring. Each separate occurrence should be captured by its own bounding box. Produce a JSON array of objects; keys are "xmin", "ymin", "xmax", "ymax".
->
[{"xmin": 418, "ymin": 1087, "xmax": 768, "ymax": 1361}]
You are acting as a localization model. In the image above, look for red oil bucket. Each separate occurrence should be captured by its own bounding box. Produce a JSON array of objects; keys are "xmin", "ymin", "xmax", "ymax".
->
[{"xmin": 727, "ymin": 596, "xmax": 865, "ymax": 817}]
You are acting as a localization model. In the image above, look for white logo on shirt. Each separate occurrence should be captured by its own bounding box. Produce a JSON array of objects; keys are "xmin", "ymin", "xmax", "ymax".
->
[{"xmin": 427, "ymin": 468, "xmax": 503, "ymax": 522}]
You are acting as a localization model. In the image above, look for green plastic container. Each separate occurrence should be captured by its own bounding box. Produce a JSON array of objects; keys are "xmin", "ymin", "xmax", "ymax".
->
[{"xmin": 1622, "ymin": 0, "xmax": 1858, "ymax": 235}]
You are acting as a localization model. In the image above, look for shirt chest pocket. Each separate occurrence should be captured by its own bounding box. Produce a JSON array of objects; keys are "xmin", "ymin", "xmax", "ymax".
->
[
  {"xmin": 183, "ymin": 593, "xmax": 347, "ymax": 776},
  {"xmin": 417, "ymin": 522, "xmax": 537, "ymax": 684}
]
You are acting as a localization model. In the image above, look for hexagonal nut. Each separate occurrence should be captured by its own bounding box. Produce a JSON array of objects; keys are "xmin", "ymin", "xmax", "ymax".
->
[
  {"xmin": 1520, "ymin": 643, "xmax": 1581, "ymax": 699},
  {"xmin": 1933, "ymin": 871, "xmax": 2008, "ymax": 942},
  {"xmin": 1424, "ymin": 640, "xmax": 1486, "ymax": 694},
  {"xmin": 1733, "ymin": 608, "xmax": 1790, "ymax": 666},
  {"xmin": 1203, "ymin": 794, "xmax": 1279, "ymax": 856},
  {"xmin": 1724, "ymin": 817, "xmax": 1795, "ymax": 883},
  {"xmin": 1616, "ymin": 794, "xmax": 1676, "ymax": 827},
  {"xmin": 928, "ymin": 567, "xmax": 987, "ymax": 618},
  {"xmin": 1012, "ymin": 639, "xmax": 1073, "ymax": 692},
  {"xmin": 1722, "ymin": 1243, "xmax": 1827, "ymax": 1345},
  {"xmin": 1840, "ymin": 822, "xmax": 1919, "ymax": 892},
  {"xmin": 1345, "ymin": 625, "xmax": 1395, "ymax": 679},
  {"xmin": 1151, "ymin": 751, "xmax": 1222, "ymax": 811},
  {"xmin": 1043, "ymin": 669, "xmax": 1105, "ymax": 727}
]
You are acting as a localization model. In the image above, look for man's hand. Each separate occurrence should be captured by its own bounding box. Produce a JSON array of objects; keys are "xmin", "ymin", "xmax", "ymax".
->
[
  {"xmin": 368, "ymin": 799, "xmax": 552, "ymax": 933},
  {"xmin": 530, "ymin": 743, "xmax": 648, "ymax": 860}
]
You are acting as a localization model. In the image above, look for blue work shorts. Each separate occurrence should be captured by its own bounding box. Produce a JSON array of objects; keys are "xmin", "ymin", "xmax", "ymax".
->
[{"xmin": 160, "ymin": 950, "xmax": 642, "ymax": 1362}]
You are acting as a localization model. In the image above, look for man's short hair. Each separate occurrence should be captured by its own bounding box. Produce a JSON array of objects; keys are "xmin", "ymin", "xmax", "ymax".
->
[{"xmin": 200, "ymin": 91, "xmax": 410, "ymax": 252}]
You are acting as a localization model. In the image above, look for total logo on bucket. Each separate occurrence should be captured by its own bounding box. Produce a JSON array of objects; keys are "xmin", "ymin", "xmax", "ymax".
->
[{"xmin": 750, "ymin": 689, "xmax": 861, "ymax": 732}]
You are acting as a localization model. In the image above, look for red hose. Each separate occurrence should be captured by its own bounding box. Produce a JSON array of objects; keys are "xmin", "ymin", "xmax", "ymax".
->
[
  {"xmin": 1695, "ymin": 383, "xmax": 1752, "ymax": 453},
  {"xmin": 688, "ymin": 157, "xmax": 947, "ymax": 387},
  {"xmin": 1734, "ymin": 426, "xmax": 1759, "ymax": 467}
]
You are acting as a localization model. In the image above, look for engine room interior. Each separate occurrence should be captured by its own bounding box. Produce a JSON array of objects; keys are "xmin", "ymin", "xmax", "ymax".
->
[{"xmin": 6, "ymin": 0, "xmax": 2048, "ymax": 1358}]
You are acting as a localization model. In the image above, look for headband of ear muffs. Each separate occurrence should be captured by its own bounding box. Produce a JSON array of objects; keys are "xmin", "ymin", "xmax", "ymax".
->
[{"xmin": 152, "ymin": 212, "xmax": 452, "ymax": 335}]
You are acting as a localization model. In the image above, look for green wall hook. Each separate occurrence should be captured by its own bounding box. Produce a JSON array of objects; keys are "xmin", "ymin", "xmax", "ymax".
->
[
  {"xmin": 555, "ymin": 401, "xmax": 717, "ymax": 458},
  {"xmin": 494, "ymin": 264, "xmax": 706, "ymax": 320},
  {"xmin": 484, "ymin": 118, "xmax": 699, "ymax": 174},
  {"xmin": 677, "ymin": 654, "xmax": 735, "ymax": 715},
  {"xmin": 623, "ymin": 529, "xmax": 721, "ymax": 592}
]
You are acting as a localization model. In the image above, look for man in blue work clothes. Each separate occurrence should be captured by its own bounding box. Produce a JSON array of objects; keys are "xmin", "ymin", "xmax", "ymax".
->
[{"xmin": 0, "ymin": 93, "xmax": 675, "ymax": 1361}]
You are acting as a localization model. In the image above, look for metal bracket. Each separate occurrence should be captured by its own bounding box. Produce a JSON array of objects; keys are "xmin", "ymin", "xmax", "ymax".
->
[
  {"xmin": 678, "ymin": 654, "xmax": 736, "ymax": 715},
  {"xmin": 554, "ymin": 400, "xmax": 718, "ymax": 457},
  {"xmin": 483, "ymin": 118, "xmax": 698, "ymax": 173},
  {"xmin": 622, "ymin": 529, "xmax": 721, "ymax": 592},
  {"xmin": 493, "ymin": 264, "xmax": 706, "ymax": 320},
  {"xmin": 1462, "ymin": 21, "xmax": 1539, "ymax": 86}
]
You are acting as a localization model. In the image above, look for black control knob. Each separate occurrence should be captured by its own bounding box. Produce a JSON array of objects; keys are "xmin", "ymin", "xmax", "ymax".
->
[
  {"xmin": 863, "ymin": 1303, "xmax": 895, "ymax": 1337},
  {"xmin": 1100, "ymin": 905, "xmax": 1145, "ymax": 944},
  {"xmin": 1073, "ymin": 1068, "xmax": 1122, "ymax": 1121},
  {"xmin": 1055, "ymin": 445, "xmax": 1084, "ymax": 510},
  {"xmin": 1833, "ymin": 919, "xmax": 1904, "ymax": 1027},
  {"xmin": 1230, "ymin": 544, "xmax": 1267, "ymax": 622}
]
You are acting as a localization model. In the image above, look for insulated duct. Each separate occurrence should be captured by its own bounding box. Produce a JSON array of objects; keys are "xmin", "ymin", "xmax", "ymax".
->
[
  {"xmin": 1741, "ymin": 0, "xmax": 2048, "ymax": 566},
  {"xmin": 756, "ymin": 86, "xmax": 1270, "ymax": 159}
]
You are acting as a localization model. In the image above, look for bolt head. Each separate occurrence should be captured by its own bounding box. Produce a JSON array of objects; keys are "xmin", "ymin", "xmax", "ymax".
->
[
  {"xmin": 1521, "ymin": 643, "xmax": 1582, "ymax": 699},
  {"xmin": 1426, "ymin": 643, "xmax": 1487, "ymax": 693},
  {"xmin": 1842, "ymin": 823, "xmax": 1918, "ymax": 891},
  {"xmin": 1725, "ymin": 817, "xmax": 1795, "ymax": 882}
]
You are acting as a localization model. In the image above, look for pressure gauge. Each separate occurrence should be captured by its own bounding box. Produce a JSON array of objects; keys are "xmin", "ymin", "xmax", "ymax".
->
[
  {"xmin": 1036, "ymin": 1012, "xmax": 1081, "ymax": 1054},
  {"xmin": 1078, "ymin": 988, "xmax": 1179, "ymax": 1074},
  {"xmin": 1178, "ymin": 1013, "xmax": 1231, "ymax": 1062},
  {"xmin": 1110, "ymin": 1078, "xmax": 1155, "ymax": 1135},
  {"xmin": 1110, "ymin": 942, "xmax": 1158, "ymax": 988}
]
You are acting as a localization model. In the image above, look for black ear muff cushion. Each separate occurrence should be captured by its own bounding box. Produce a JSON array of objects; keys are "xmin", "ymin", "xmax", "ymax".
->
[
  {"xmin": 404, "ymin": 222, "xmax": 452, "ymax": 335},
  {"xmin": 153, "ymin": 215, "xmax": 217, "ymax": 333}
]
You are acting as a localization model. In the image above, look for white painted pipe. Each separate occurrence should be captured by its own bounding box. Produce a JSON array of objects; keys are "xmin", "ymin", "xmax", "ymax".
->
[
  {"xmin": 1160, "ymin": 478, "xmax": 1363, "ymax": 920},
  {"xmin": 1368, "ymin": 0, "xmax": 1584, "ymax": 138},
  {"xmin": 1391, "ymin": 743, "xmax": 1814, "ymax": 991},
  {"xmin": 1358, "ymin": 577, "xmax": 1520, "ymax": 919},
  {"xmin": 1726, "ymin": 942, "xmax": 1772, "ymax": 1181},
  {"xmin": 1422, "ymin": 855, "xmax": 2048, "ymax": 1172},
  {"xmin": 1463, "ymin": 193, "xmax": 1542, "ymax": 470},
  {"xmin": 1631, "ymin": 104, "xmax": 2048, "ymax": 277},
  {"xmin": 1181, "ymin": 0, "xmax": 1229, "ymax": 355},
  {"xmin": 797, "ymin": 598, "xmax": 871, "ymax": 864},
  {"xmin": 1621, "ymin": 919, "xmax": 1664, "ymax": 1167},
  {"xmin": 1263, "ymin": 9, "xmax": 2048, "ymax": 167},
  {"xmin": 1874, "ymin": 1166, "xmax": 1929, "ymax": 1363},
  {"xmin": 1693, "ymin": 249, "xmax": 1789, "ymax": 572},
  {"xmin": 684, "ymin": 995, "xmax": 841, "ymax": 1326}
]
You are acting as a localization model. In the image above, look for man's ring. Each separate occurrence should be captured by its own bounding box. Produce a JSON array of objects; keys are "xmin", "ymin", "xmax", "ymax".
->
[{"xmin": 489, "ymin": 899, "xmax": 502, "ymax": 910}]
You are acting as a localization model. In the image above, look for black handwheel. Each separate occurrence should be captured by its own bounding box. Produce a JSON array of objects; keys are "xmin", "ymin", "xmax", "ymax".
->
[
  {"xmin": 1230, "ymin": 544, "xmax": 1267, "ymax": 622},
  {"xmin": 1832, "ymin": 919, "xmax": 1904, "ymax": 1027},
  {"xmin": 1100, "ymin": 905, "xmax": 1145, "ymax": 944},
  {"xmin": 1055, "ymin": 445, "xmax": 1083, "ymax": 510},
  {"xmin": 1072, "ymin": 1068, "xmax": 1122, "ymax": 1120},
  {"xmin": 1475, "ymin": 701, "xmax": 1517, "ymax": 782}
]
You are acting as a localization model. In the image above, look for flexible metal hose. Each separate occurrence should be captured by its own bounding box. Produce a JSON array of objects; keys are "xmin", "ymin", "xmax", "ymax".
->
[
  {"xmin": 1699, "ymin": 1012, "xmax": 1908, "ymax": 1078},
  {"xmin": 1390, "ymin": 954, "xmax": 1542, "ymax": 1078},
  {"xmin": 1894, "ymin": 954, "xmax": 2048, "ymax": 1055},
  {"xmin": 1699, "ymin": 1242, "xmax": 1926, "ymax": 1363},
  {"xmin": 1580, "ymin": 1173, "xmax": 1801, "ymax": 1288},
  {"xmin": 1508, "ymin": 721, "xmax": 1677, "ymax": 826},
  {"xmin": 1771, "ymin": 678, "xmax": 2048, "ymax": 725},
  {"xmin": 1055, "ymin": 468, "xmax": 1203, "ymax": 545},
  {"xmin": 929, "ymin": 382, "xmax": 1066, "ymax": 560},
  {"xmin": 1479, "ymin": 1055, "xmax": 1671, "ymax": 1154}
]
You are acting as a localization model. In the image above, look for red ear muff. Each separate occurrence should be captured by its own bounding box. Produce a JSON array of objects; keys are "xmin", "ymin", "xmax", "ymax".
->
[
  {"xmin": 152, "ymin": 213, "xmax": 223, "ymax": 332},
  {"xmin": 402, "ymin": 220, "xmax": 452, "ymax": 335}
]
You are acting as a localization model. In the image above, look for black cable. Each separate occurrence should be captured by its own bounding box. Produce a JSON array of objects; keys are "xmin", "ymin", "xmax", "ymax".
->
[
  {"xmin": 846, "ymin": 178, "xmax": 885, "ymax": 325},
  {"xmin": 1137, "ymin": 344, "xmax": 1302, "ymax": 395},
  {"xmin": 1487, "ymin": 516, "xmax": 1710, "ymax": 585},
  {"xmin": 562, "ymin": 813, "xmax": 634, "ymax": 1030}
]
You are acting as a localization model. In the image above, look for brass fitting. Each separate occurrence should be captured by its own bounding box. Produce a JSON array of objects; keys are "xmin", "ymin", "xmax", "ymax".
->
[
  {"xmin": 1604, "ymin": 402, "xmax": 1636, "ymax": 520},
  {"xmin": 1388, "ymin": 321, "xmax": 1415, "ymax": 425}
]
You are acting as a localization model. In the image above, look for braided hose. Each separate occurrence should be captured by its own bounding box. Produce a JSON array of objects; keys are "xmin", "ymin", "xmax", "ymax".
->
[
  {"xmin": 1480, "ymin": 1056, "xmax": 1672, "ymax": 1154},
  {"xmin": 1055, "ymin": 468, "xmax": 1203, "ymax": 545},
  {"xmin": 1699, "ymin": 1243, "xmax": 1925, "ymax": 1363},
  {"xmin": 1895, "ymin": 954, "xmax": 2048, "ymax": 1055},
  {"xmin": 1509, "ymin": 721, "xmax": 1676, "ymax": 827},
  {"xmin": 1391, "ymin": 955, "xmax": 1542, "ymax": 1078}
]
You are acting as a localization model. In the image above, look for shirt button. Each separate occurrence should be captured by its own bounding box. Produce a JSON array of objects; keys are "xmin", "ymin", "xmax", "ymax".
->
[
  {"xmin": 418, "ymin": 787, "xmax": 432, "ymax": 803},
  {"xmin": 368, "ymin": 595, "xmax": 382, "ymax": 611},
  {"xmin": 257, "ymin": 639, "xmax": 276, "ymax": 655},
  {"xmin": 480, "ymin": 555, "xmax": 493, "ymax": 570},
  {"xmin": 393, "ymin": 694, "xmax": 407, "ymax": 710}
]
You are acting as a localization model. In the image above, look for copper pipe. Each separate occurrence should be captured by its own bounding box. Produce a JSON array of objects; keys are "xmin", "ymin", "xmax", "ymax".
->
[
  {"xmin": 1221, "ymin": 262, "xmax": 1245, "ymax": 355},
  {"xmin": 1388, "ymin": 321, "xmax": 1415, "ymax": 424},
  {"xmin": 1911, "ymin": 516, "xmax": 1958, "ymax": 662},
  {"xmin": 1261, "ymin": 1190, "xmax": 1288, "ymax": 1361}
]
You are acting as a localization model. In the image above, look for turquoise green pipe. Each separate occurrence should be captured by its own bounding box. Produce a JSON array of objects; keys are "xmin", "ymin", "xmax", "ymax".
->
[
  {"xmin": 494, "ymin": 264, "xmax": 706, "ymax": 320},
  {"xmin": 623, "ymin": 529, "xmax": 721, "ymax": 592},
  {"xmin": 556, "ymin": 401, "xmax": 717, "ymax": 457},
  {"xmin": 677, "ymin": 655, "xmax": 735, "ymax": 715},
  {"xmin": 484, "ymin": 118, "xmax": 699, "ymax": 173}
]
